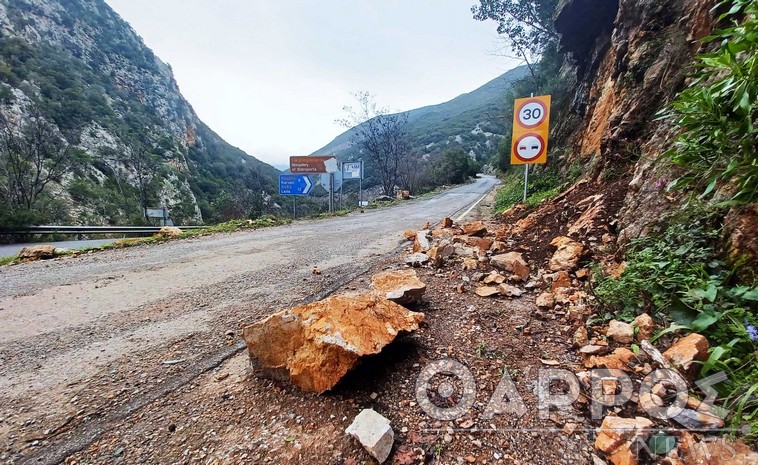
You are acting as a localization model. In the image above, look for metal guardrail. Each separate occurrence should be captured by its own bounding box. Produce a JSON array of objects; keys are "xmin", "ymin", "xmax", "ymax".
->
[{"xmin": 0, "ymin": 225, "xmax": 208, "ymax": 235}]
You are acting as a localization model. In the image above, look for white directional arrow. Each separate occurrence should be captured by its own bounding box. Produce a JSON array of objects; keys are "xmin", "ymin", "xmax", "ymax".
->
[{"xmin": 302, "ymin": 176, "xmax": 312, "ymax": 195}]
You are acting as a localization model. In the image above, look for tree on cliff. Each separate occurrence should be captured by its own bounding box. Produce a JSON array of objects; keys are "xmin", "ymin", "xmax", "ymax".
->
[
  {"xmin": 472, "ymin": 0, "xmax": 559, "ymax": 79},
  {"xmin": 338, "ymin": 92, "xmax": 409, "ymax": 197},
  {"xmin": 0, "ymin": 103, "xmax": 71, "ymax": 217}
]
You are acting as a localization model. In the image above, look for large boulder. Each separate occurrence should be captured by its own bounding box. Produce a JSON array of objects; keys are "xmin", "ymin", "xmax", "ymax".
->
[
  {"xmin": 18, "ymin": 244, "xmax": 56, "ymax": 260},
  {"xmin": 242, "ymin": 293, "xmax": 424, "ymax": 393},
  {"xmin": 158, "ymin": 226, "xmax": 182, "ymax": 237},
  {"xmin": 371, "ymin": 269, "xmax": 426, "ymax": 305},
  {"xmin": 490, "ymin": 252, "xmax": 530, "ymax": 281}
]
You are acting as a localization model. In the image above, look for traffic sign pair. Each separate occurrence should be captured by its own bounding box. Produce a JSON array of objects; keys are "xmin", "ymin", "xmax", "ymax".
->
[{"xmin": 510, "ymin": 95, "xmax": 551, "ymax": 165}]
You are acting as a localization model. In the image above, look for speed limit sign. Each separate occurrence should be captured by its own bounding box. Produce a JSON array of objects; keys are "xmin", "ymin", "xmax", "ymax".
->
[
  {"xmin": 511, "ymin": 95, "xmax": 551, "ymax": 165},
  {"xmin": 517, "ymin": 100, "xmax": 548, "ymax": 128}
]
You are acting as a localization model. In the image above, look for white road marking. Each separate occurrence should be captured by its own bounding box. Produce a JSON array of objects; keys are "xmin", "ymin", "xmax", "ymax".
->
[{"xmin": 455, "ymin": 190, "xmax": 490, "ymax": 222}]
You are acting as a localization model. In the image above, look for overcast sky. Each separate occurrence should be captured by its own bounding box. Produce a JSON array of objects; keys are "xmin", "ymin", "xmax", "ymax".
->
[{"xmin": 105, "ymin": 0, "xmax": 519, "ymax": 167}]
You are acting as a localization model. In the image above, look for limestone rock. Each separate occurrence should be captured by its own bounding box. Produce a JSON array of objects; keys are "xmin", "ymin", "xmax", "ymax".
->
[
  {"xmin": 679, "ymin": 434, "xmax": 758, "ymax": 465},
  {"xmin": 462, "ymin": 257, "xmax": 479, "ymax": 270},
  {"xmin": 413, "ymin": 230, "xmax": 432, "ymax": 253},
  {"xmin": 573, "ymin": 327, "xmax": 589, "ymax": 347},
  {"xmin": 671, "ymin": 408, "xmax": 724, "ymax": 430},
  {"xmin": 462, "ymin": 221, "xmax": 487, "ymax": 237},
  {"xmin": 663, "ymin": 333, "xmax": 709, "ymax": 378},
  {"xmin": 158, "ymin": 226, "xmax": 182, "ymax": 237},
  {"xmin": 403, "ymin": 230, "xmax": 417, "ymax": 241},
  {"xmin": 475, "ymin": 286, "xmax": 500, "ymax": 297},
  {"xmin": 633, "ymin": 314, "xmax": 654, "ymax": 342},
  {"xmin": 441, "ymin": 217, "xmax": 454, "ymax": 228},
  {"xmin": 371, "ymin": 269, "xmax": 426, "ymax": 305},
  {"xmin": 607, "ymin": 320, "xmax": 634, "ymax": 344},
  {"xmin": 498, "ymin": 283, "xmax": 523, "ymax": 297},
  {"xmin": 594, "ymin": 416, "xmax": 653, "ymax": 465},
  {"xmin": 549, "ymin": 236, "xmax": 586, "ymax": 271},
  {"xmin": 406, "ymin": 253, "xmax": 429, "ymax": 267},
  {"xmin": 483, "ymin": 271, "xmax": 505, "ymax": 285},
  {"xmin": 242, "ymin": 293, "xmax": 424, "ymax": 393},
  {"xmin": 490, "ymin": 240, "xmax": 508, "ymax": 254},
  {"xmin": 345, "ymin": 409, "xmax": 394, "ymax": 463},
  {"xmin": 490, "ymin": 252, "xmax": 530, "ymax": 281},
  {"xmin": 427, "ymin": 241, "xmax": 455, "ymax": 267},
  {"xmin": 536, "ymin": 292, "xmax": 555, "ymax": 308},
  {"xmin": 18, "ymin": 244, "xmax": 56, "ymax": 260}
]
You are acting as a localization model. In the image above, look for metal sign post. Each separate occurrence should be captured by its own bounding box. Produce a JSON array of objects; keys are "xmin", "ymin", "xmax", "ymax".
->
[{"xmin": 523, "ymin": 164, "xmax": 529, "ymax": 202}]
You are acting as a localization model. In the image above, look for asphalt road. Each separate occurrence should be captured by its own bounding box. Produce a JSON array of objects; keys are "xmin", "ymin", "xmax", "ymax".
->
[{"xmin": 0, "ymin": 175, "xmax": 498, "ymax": 464}]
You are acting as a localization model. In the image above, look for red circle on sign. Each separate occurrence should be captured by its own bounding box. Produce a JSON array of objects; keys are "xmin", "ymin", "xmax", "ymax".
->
[
  {"xmin": 513, "ymin": 133, "xmax": 546, "ymax": 162},
  {"xmin": 516, "ymin": 99, "xmax": 548, "ymax": 129}
]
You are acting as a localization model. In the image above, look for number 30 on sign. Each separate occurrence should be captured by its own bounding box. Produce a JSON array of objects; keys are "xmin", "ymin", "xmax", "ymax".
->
[{"xmin": 511, "ymin": 95, "xmax": 551, "ymax": 165}]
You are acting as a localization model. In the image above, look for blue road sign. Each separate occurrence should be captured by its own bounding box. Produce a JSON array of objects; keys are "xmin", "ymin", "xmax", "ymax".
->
[{"xmin": 279, "ymin": 174, "xmax": 313, "ymax": 196}]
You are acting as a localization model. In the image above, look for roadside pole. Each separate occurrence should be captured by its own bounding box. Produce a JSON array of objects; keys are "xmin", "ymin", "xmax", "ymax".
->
[
  {"xmin": 329, "ymin": 173, "xmax": 334, "ymax": 213},
  {"xmin": 523, "ymin": 164, "xmax": 529, "ymax": 202},
  {"xmin": 293, "ymin": 196, "xmax": 296, "ymax": 218}
]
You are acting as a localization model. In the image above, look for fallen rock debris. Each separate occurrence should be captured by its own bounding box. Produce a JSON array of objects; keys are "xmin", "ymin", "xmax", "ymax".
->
[{"xmin": 345, "ymin": 409, "xmax": 394, "ymax": 463}]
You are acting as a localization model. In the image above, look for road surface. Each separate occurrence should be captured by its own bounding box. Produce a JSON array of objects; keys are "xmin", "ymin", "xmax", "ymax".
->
[
  {"xmin": 0, "ymin": 176, "xmax": 498, "ymax": 464},
  {"xmin": 0, "ymin": 239, "xmax": 122, "ymax": 259}
]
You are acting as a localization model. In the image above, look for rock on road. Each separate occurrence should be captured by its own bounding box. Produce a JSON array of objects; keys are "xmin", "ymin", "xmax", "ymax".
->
[{"xmin": 0, "ymin": 176, "xmax": 498, "ymax": 464}]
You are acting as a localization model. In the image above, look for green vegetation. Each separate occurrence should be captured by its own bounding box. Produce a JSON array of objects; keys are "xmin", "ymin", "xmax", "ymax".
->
[
  {"xmin": 493, "ymin": 168, "xmax": 564, "ymax": 213},
  {"xmin": 593, "ymin": 205, "xmax": 758, "ymax": 438},
  {"xmin": 663, "ymin": 0, "xmax": 758, "ymax": 204}
]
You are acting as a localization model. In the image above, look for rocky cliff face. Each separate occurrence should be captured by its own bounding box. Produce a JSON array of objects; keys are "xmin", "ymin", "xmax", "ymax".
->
[
  {"xmin": 554, "ymin": 0, "xmax": 720, "ymax": 243},
  {"xmin": 0, "ymin": 0, "xmax": 279, "ymax": 225}
]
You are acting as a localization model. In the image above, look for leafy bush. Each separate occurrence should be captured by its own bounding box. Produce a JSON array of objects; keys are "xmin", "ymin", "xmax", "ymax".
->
[
  {"xmin": 594, "ymin": 205, "xmax": 758, "ymax": 437},
  {"xmin": 493, "ymin": 168, "xmax": 562, "ymax": 213},
  {"xmin": 662, "ymin": 0, "xmax": 758, "ymax": 204}
]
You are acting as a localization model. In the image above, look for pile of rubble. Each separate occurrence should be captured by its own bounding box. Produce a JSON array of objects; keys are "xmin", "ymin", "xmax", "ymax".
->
[{"xmin": 400, "ymin": 216, "xmax": 756, "ymax": 465}]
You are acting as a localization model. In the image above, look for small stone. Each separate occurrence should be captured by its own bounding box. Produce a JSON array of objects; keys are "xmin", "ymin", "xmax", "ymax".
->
[
  {"xmin": 551, "ymin": 271, "xmax": 572, "ymax": 290},
  {"xmin": 607, "ymin": 320, "xmax": 634, "ymax": 344},
  {"xmin": 413, "ymin": 231, "xmax": 432, "ymax": 253},
  {"xmin": 498, "ymin": 283, "xmax": 523, "ymax": 297},
  {"xmin": 548, "ymin": 236, "xmax": 585, "ymax": 271},
  {"xmin": 406, "ymin": 253, "xmax": 429, "ymax": 267},
  {"xmin": 483, "ymin": 272, "xmax": 505, "ymax": 285},
  {"xmin": 475, "ymin": 286, "xmax": 500, "ymax": 297},
  {"xmin": 441, "ymin": 217, "xmax": 454, "ymax": 228},
  {"xmin": 345, "ymin": 409, "xmax": 394, "ymax": 463},
  {"xmin": 490, "ymin": 252, "xmax": 530, "ymax": 281},
  {"xmin": 594, "ymin": 416, "xmax": 653, "ymax": 465},
  {"xmin": 671, "ymin": 409, "xmax": 724, "ymax": 430},
  {"xmin": 18, "ymin": 245, "xmax": 56, "ymax": 260},
  {"xmin": 370, "ymin": 269, "xmax": 426, "ymax": 305},
  {"xmin": 572, "ymin": 327, "xmax": 589, "ymax": 347},
  {"xmin": 633, "ymin": 314, "xmax": 654, "ymax": 342},
  {"xmin": 370, "ymin": 392, "xmax": 378, "ymax": 400},
  {"xmin": 536, "ymin": 292, "xmax": 555, "ymax": 308}
]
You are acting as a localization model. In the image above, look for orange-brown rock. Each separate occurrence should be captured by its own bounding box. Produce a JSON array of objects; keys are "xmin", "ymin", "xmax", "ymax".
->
[
  {"xmin": 490, "ymin": 240, "xmax": 507, "ymax": 254},
  {"xmin": 569, "ymin": 196, "xmax": 605, "ymax": 236},
  {"xmin": 490, "ymin": 252, "xmax": 530, "ymax": 281},
  {"xmin": 475, "ymin": 286, "xmax": 500, "ymax": 297},
  {"xmin": 441, "ymin": 217, "xmax": 454, "ymax": 228},
  {"xmin": 462, "ymin": 257, "xmax": 479, "ymax": 270},
  {"xmin": 242, "ymin": 293, "xmax": 424, "ymax": 393},
  {"xmin": 594, "ymin": 416, "xmax": 653, "ymax": 465},
  {"xmin": 549, "ymin": 236, "xmax": 586, "ymax": 271},
  {"xmin": 551, "ymin": 271, "xmax": 572, "ymax": 290},
  {"xmin": 633, "ymin": 314, "xmax": 654, "ymax": 342},
  {"xmin": 403, "ymin": 230, "xmax": 417, "ymax": 241},
  {"xmin": 18, "ymin": 244, "xmax": 56, "ymax": 260},
  {"xmin": 679, "ymin": 433, "xmax": 758, "ymax": 465},
  {"xmin": 536, "ymin": 291, "xmax": 555, "ymax": 308},
  {"xmin": 467, "ymin": 236, "xmax": 493, "ymax": 253},
  {"xmin": 370, "ymin": 269, "xmax": 426, "ymax": 305},
  {"xmin": 663, "ymin": 333, "xmax": 709, "ymax": 378},
  {"xmin": 586, "ymin": 348, "xmax": 637, "ymax": 370},
  {"xmin": 462, "ymin": 221, "xmax": 487, "ymax": 237},
  {"xmin": 573, "ymin": 327, "xmax": 589, "ymax": 347},
  {"xmin": 498, "ymin": 283, "xmax": 523, "ymax": 297}
]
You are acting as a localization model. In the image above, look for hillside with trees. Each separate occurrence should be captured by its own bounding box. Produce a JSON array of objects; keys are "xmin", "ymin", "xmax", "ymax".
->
[{"xmin": 0, "ymin": 0, "xmax": 281, "ymax": 227}]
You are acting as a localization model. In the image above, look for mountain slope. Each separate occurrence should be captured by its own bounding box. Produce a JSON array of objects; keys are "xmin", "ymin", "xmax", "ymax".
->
[
  {"xmin": 312, "ymin": 66, "xmax": 529, "ymax": 162},
  {"xmin": 0, "ymin": 0, "xmax": 280, "ymax": 225}
]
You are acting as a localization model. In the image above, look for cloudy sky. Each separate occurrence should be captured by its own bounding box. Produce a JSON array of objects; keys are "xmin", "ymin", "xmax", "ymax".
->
[{"xmin": 105, "ymin": 0, "xmax": 519, "ymax": 167}]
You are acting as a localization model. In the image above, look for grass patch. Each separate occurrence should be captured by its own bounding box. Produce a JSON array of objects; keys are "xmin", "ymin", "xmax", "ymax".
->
[{"xmin": 494, "ymin": 169, "xmax": 563, "ymax": 213}]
